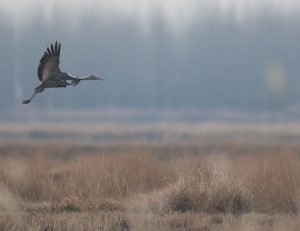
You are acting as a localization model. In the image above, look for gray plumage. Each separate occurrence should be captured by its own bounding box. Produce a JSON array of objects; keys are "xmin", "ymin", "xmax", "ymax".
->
[{"xmin": 23, "ymin": 42, "xmax": 103, "ymax": 104}]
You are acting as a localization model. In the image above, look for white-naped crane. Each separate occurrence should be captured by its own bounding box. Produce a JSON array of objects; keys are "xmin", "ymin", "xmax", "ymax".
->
[{"xmin": 22, "ymin": 41, "xmax": 103, "ymax": 104}]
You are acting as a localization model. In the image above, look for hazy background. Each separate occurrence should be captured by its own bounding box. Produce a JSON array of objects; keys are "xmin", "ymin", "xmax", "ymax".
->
[{"xmin": 1, "ymin": 0, "xmax": 300, "ymax": 122}]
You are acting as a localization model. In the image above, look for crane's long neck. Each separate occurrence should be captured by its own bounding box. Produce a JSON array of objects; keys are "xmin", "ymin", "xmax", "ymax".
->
[
  {"xmin": 77, "ymin": 75, "xmax": 103, "ymax": 80},
  {"xmin": 63, "ymin": 72, "xmax": 103, "ymax": 81}
]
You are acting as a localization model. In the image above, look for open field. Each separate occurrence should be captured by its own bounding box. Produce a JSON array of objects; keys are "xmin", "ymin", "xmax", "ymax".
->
[
  {"xmin": 0, "ymin": 136, "xmax": 300, "ymax": 230},
  {"xmin": 2, "ymin": 121, "xmax": 300, "ymax": 142}
]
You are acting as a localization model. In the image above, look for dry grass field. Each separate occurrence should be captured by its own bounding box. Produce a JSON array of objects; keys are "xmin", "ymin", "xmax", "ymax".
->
[{"xmin": 0, "ymin": 127, "xmax": 300, "ymax": 230}]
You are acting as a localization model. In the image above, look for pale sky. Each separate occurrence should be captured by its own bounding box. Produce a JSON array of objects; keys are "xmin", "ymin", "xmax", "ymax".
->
[
  {"xmin": 1, "ymin": 0, "xmax": 300, "ymax": 30},
  {"xmin": 1, "ymin": 0, "xmax": 300, "ymax": 111}
]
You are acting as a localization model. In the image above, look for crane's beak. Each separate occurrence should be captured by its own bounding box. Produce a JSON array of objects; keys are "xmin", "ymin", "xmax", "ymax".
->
[{"xmin": 90, "ymin": 75, "xmax": 104, "ymax": 80}]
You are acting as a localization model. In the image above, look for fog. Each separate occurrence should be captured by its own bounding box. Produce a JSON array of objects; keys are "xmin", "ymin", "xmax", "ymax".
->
[{"xmin": 1, "ymin": 0, "xmax": 300, "ymax": 121}]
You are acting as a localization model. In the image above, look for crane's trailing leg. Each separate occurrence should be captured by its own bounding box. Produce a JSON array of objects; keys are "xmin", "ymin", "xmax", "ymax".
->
[
  {"xmin": 22, "ymin": 92, "xmax": 37, "ymax": 104},
  {"xmin": 22, "ymin": 84, "xmax": 45, "ymax": 104}
]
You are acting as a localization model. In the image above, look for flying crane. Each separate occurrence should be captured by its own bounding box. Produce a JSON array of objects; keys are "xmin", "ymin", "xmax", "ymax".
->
[{"xmin": 23, "ymin": 42, "xmax": 103, "ymax": 104}]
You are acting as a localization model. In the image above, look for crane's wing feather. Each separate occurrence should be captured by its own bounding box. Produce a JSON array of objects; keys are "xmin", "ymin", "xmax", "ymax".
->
[{"xmin": 37, "ymin": 42, "xmax": 61, "ymax": 81}]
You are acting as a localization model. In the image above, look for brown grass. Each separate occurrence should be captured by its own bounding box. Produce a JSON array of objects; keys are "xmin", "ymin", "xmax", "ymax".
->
[{"xmin": 0, "ymin": 140, "xmax": 300, "ymax": 230}]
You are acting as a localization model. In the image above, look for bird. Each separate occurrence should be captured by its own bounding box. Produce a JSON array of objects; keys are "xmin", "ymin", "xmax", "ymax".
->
[{"xmin": 22, "ymin": 41, "xmax": 103, "ymax": 104}]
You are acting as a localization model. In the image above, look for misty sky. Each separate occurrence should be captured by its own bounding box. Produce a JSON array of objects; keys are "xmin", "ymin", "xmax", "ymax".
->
[{"xmin": 1, "ymin": 0, "xmax": 300, "ymax": 113}]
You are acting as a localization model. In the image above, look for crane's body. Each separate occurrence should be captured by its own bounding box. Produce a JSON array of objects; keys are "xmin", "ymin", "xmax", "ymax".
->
[{"xmin": 23, "ymin": 42, "xmax": 103, "ymax": 104}]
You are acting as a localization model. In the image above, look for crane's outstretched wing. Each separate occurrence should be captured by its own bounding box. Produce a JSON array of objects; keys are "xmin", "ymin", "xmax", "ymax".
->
[{"xmin": 37, "ymin": 42, "xmax": 61, "ymax": 81}]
